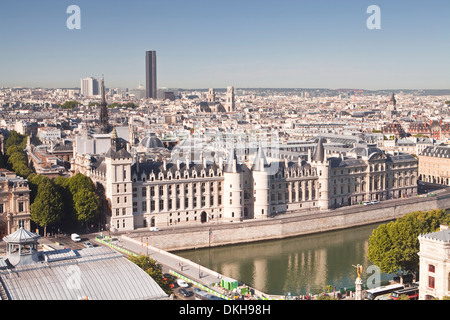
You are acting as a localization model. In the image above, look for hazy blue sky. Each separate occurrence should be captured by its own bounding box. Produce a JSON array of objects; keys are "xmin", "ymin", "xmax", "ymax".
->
[{"xmin": 0, "ymin": 0, "xmax": 449, "ymax": 89}]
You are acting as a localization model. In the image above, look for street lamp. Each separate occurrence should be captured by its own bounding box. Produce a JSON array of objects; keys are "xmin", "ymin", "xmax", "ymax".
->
[{"xmin": 198, "ymin": 258, "xmax": 201, "ymax": 278}]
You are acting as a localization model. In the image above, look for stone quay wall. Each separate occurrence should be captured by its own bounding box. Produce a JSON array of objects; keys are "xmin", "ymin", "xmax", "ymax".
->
[{"xmin": 135, "ymin": 191, "xmax": 450, "ymax": 252}]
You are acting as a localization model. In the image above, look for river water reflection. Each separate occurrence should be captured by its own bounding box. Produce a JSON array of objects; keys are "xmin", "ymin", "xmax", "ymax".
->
[{"xmin": 176, "ymin": 222, "xmax": 394, "ymax": 295}]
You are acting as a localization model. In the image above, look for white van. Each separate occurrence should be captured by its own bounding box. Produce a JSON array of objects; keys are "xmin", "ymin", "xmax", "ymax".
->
[{"xmin": 71, "ymin": 233, "xmax": 81, "ymax": 242}]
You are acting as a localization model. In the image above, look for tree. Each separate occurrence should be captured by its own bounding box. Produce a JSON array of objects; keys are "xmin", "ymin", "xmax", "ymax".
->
[
  {"xmin": 59, "ymin": 173, "xmax": 100, "ymax": 231},
  {"xmin": 368, "ymin": 209, "xmax": 450, "ymax": 283},
  {"xmin": 128, "ymin": 255, "xmax": 173, "ymax": 294},
  {"xmin": 30, "ymin": 179, "xmax": 64, "ymax": 236},
  {"xmin": 73, "ymin": 188, "xmax": 99, "ymax": 229},
  {"xmin": 4, "ymin": 131, "xmax": 27, "ymax": 150},
  {"xmin": 67, "ymin": 173, "xmax": 96, "ymax": 195},
  {"xmin": 60, "ymin": 100, "xmax": 79, "ymax": 109}
]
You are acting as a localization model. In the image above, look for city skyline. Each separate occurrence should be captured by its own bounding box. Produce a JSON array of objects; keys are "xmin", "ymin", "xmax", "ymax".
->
[{"xmin": 0, "ymin": 0, "xmax": 449, "ymax": 90}]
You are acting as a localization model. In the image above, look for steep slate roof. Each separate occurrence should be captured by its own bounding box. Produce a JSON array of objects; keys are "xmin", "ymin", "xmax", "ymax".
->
[
  {"xmin": 132, "ymin": 160, "xmax": 220, "ymax": 177},
  {"xmin": 329, "ymin": 157, "xmax": 366, "ymax": 168},
  {"xmin": 312, "ymin": 138, "xmax": 326, "ymax": 162},
  {"xmin": 104, "ymin": 146, "xmax": 132, "ymax": 159},
  {"xmin": 252, "ymin": 145, "xmax": 269, "ymax": 171},
  {"xmin": 224, "ymin": 148, "xmax": 241, "ymax": 173}
]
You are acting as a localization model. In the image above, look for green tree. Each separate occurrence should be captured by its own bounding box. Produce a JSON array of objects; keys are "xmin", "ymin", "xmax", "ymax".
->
[
  {"xmin": 30, "ymin": 179, "xmax": 64, "ymax": 236},
  {"xmin": 128, "ymin": 255, "xmax": 173, "ymax": 294},
  {"xmin": 3, "ymin": 131, "xmax": 33, "ymax": 178},
  {"xmin": 60, "ymin": 100, "xmax": 79, "ymax": 109},
  {"xmin": 5, "ymin": 131, "xmax": 27, "ymax": 150},
  {"xmin": 60, "ymin": 173, "xmax": 100, "ymax": 230},
  {"xmin": 73, "ymin": 188, "xmax": 100, "ymax": 229},
  {"xmin": 368, "ymin": 209, "xmax": 450, "ymax": 283},
  {"xmin": 68, "ymin": 173, "xmax": 96, "ymax": 195}
]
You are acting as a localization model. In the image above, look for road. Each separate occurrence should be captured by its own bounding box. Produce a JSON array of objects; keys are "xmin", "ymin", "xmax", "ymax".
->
[{"xmin": 38, "ymin": 233, "xmax": 196, "ymax": 300}]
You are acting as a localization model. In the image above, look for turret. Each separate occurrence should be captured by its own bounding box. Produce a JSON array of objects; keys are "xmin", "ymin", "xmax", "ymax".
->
[
  {"xmin": 312, "ymin": 138, "xmax": 329, "ymax": 210},
  {"xmin": 223, "ymin": 148, "xmax": 243, "ymax": 222},
  {"xmin": 252, "ymin": 144, "xmax": 270, "ymax": 219}
]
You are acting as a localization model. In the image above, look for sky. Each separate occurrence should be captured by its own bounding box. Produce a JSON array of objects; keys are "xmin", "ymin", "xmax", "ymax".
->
[{"xmin": 0, "ymin": 0, "xmax": 449, "ymax": 90}]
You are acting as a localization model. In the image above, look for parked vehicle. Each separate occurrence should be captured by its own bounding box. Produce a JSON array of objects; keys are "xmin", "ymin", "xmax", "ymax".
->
[
  {"xmin": 83, "ymin": 241, "xmax": 93, "ymax": 248},
  {"xmin": 149, "ymin": 227, "xmax": 160, "ymax": 232},
  {"xmin": 179, "ymin": 288, "xmax": 193, "ymax": 297},
  {"xmin": 362, "ymin": 201, "xmax": 371, "ymax": 205},
  {"xmin": 370, "ymin": 200, "xmax": 380, "ymax": 204},
  {"xmin": 365, "ymin": 284, "xmax": 404, "ymax": 300},
  {"xmin": 177, "ymin": 279, "xmax": 189, "ymax": 288},
  {"xmin": 71, "ymin": 233, "xmax": 81, "ymax": 242},
  {"xmin": 389, "ymin": 287, "xmax": 419, "ymax": 300}
]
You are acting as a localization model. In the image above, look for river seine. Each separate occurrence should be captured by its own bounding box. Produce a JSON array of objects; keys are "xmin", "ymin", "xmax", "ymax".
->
[{"xmin": 176, "ymin": 222, "xmax": 394, "ymax": 296}]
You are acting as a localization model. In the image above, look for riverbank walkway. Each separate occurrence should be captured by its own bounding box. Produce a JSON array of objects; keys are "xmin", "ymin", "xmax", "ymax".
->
[{"xmin": 94, "ymin": 234, "xmax": 286, "ymax": 300}]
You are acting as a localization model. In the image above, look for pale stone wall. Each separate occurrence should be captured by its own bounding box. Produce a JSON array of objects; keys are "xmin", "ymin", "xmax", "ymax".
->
[{"xmin": 137, "ymin": 192, "xmax": 450, "ymax": 251}]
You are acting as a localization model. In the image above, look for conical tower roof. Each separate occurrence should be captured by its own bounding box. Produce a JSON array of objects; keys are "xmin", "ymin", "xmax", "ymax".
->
[
  {"xmin": 313, "ymin": 137, "xmax": 326, "ymax": 162},
  {"xmin": 224, "ymin": 148, "xmax": 240, "ymax": 173},
  {"xmin": 252, "ymin": 144, "xmax": 269, "ymax": 171}
]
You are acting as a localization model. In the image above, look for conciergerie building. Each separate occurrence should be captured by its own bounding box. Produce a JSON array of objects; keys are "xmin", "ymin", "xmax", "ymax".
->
[{"xmin": 72, "ymin": 129, "xmax": 418, "ymax": 232}]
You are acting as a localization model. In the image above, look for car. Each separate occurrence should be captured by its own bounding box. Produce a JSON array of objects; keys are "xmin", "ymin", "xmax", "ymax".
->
[
  {"xmin": 83, "ymin": 241, "xmax": 93, "ymax": 248},
  {"xmin": 71, "ymin": 233, "xmax": 81, "ymax": 242},
  {"xmin": 370, "ymin": 200, "xmax": 380, "ymax": 204},
  {"xmin": 362, "ymin": 201, "xmax": 371, "ymax": 205},
  {"xmin": 178, "ymin": 288, "xmax": 193, "ymax": 297},
  {"xmin": 193, "ymin": 287, "xmax": 202, "ymax": 294},
  {"xmin": 177, "ymin": 279, "xmax": 189, "ymax": 288},
  {"xmin": 149, "ymin": 227, "xmax": 160, "ymax": 232}
]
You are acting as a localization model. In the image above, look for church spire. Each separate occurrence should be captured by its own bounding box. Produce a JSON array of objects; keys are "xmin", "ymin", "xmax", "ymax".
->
[{"xmin": 99, "ymin": 76, "xmax": 110, "ymax": 134}]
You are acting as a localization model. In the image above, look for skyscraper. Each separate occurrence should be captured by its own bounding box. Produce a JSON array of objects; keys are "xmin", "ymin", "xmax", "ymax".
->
[
  {"xmin": 146, "ymin": 51, "xmax": 157, "ymax": 99},
  {"xmin": 80, "ymin": 77, "xmax": 100, "ymax": 97}
]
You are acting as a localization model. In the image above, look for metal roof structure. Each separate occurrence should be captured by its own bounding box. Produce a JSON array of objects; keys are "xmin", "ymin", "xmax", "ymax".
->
[
  {"xmin": 2, "ymin": 227, "xmax": 40, "ymax": 244},
  {"xmin": 0, "ymin": 246, "xmax": 168, "ymax": 300}
]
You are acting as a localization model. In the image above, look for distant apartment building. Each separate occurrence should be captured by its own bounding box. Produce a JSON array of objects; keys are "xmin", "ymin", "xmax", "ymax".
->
[
  {"xmin": 37, "ymin": 127, "xmax": 61, "ymax": 142},
  {"xmin": 0, "ymin": 169, "xmax": 31, "ymax": 238},
  {"xmin": 80, "ymin": 77, "xmax": 100, "ymax": 97},
  {"xmin": 419, "ymin": 145, "xmax": 450, "ymax": 186},
  {"xmin": 409, "ymin": 120, "xmax": 450, "ymax": 140}
]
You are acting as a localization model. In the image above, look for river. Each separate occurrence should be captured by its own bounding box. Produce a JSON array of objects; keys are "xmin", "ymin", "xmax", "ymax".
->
[{"xmin": 176, "ymin": 222, "xmax": 394, "ymax": 296}]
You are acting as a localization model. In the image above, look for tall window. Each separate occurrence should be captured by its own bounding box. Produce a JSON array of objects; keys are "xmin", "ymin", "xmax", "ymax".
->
[{"xmin": 428, "ymin": 276, "xmax": 435, "ymax": 289}]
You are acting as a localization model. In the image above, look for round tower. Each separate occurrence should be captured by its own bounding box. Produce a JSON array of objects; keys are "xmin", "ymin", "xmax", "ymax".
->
[
  {"xmin": 252, "ymin": 145, "xmax": 270, "ymax": 219},
  {"xmin": 223, "ymin": 149, "xmax": 243, "ymax": 222},
  {"xmin": 312, "ymin": 138, "xmax": 330, "ymax": 210}
]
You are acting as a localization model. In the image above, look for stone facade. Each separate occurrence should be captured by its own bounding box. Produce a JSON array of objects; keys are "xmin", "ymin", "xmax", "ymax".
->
[
  {"xmin": 0, "ymin": 169, "xmax": 31, "ymax": 237},
  {"xmin": 75, "ymin": 130, "xmax": 418, "ymax": 232},
  {"xmin": 419, "ymin": 145, "xmax": 450, "ymax": 186},
  {"xmin": 418, "ymin": 225, "xmax": 450, "ymax": 300}
]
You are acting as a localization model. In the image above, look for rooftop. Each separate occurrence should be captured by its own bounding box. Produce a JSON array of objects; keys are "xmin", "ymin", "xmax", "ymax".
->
[{"xmin": 0, "ymin": 246, "xmax": 168, "ymax": 300}]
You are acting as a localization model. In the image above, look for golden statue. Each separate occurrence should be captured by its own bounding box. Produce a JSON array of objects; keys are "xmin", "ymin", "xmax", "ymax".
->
[{"xmin": 352, "ymin": 264, "xmax": 363, "ymax": 279}]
